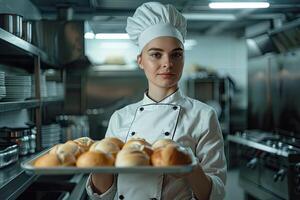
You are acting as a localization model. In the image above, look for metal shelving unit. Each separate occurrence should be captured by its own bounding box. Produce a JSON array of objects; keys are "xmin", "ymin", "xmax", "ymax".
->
[
  {"xmin": 0, "ymin": 28, "xmax": 64, "ymax": 200},
  {"xmin": 0, "ymin": 99, "xmax": 40, "ymax": 113}
]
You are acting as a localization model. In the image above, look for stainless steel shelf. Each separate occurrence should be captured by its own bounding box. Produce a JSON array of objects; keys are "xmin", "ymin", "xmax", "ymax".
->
[
  {"xmin": 0, "ymin": 99, "xmax": 40, "ymax": 113},
  {"xmin": 41, "ymin": 96, "xmax": 64, "ymax": 105},
  {"xmin": 0, "ymin": 28, "xmax": 44, "ymax": 57},
  {"xmin": 0, "ymin": 97, "xmax": 64, "ymax": 113},
  {"xmin": 0, "ymin": 28, "xmax": 58, "ymax": 68}
]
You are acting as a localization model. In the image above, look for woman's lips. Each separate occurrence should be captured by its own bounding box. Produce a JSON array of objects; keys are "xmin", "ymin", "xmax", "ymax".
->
[{"xmin": 158, "ymin": 73, "xmax": 176, "ymax": 79}]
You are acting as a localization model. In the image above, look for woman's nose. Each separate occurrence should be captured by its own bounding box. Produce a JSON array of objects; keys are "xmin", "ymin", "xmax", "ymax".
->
[{"xmin": 162, "ymin": 56, "xmax": 173, "ymax": 68}]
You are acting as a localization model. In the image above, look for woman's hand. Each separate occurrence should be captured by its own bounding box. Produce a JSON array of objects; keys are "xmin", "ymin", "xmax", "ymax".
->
[
  {"xmin": 170, "ymin": 164, "xmax": 212, "ymax": 200},
  {"xmin": 91, "ymin": 173, "xmax": 114, "ymax": 194}
]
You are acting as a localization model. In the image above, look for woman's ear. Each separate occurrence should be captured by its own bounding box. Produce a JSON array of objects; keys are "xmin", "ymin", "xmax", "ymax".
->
[{"xmin": 137, "ymin": 54, "xmax": 143, "ymax": 69}]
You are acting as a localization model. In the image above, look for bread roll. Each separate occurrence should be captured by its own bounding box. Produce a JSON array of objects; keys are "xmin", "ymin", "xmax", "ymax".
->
[
  {"xmin": 34, "ymin": 154, "xmax": 61, "ymax": 167},
  {"xmin": 152, "ymin": 139, "xmax": 177, "ymax": 150},
  {"xmin": 104, "ymin": 137, "xmax": 124, "ymax": 149},
  {"xmin": 115, "ymin": 148, "xmax": 150, "ymax": 167},
  {"xmin": 53, "ymin": 142, "xmax": 81, "ymax": 157},
  {"xmin": 123, "ymin": 138, "xmax": 153, "ymax": 157},
  {"xmin": 89, "ymin": 140, "xmax": 120, "ymax": 159},
  {"xmin": 151, "ymin": 145, "xmax": 192, "ymax": 166},
  {"xmin": 76, "ymin": 151, "xmax": 114, "ymax": 167},
  {"xmin": 123, "ymin": 138, "xmax": 151, "ymax": 148},
  {"xmin": 49, "ymin": 144, "xmax": 63, "ymax": 155},
  {"xmin": 73, "ymin": 137, "xmax": 94, "ymax": 152}
]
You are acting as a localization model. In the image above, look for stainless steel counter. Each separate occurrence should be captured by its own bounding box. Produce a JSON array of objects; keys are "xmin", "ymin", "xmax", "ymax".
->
[
  {"xmin": 0, "ymin": 153, "xmax": 39, "ymax": 200},
  {"xmin": 0, "ymin": 152, "xmax": 88, "ymax": 200}
]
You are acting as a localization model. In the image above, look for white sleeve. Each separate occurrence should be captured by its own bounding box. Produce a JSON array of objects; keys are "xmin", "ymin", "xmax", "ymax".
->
[
  {"xmin": 196, "ymin": 110, "xmax": 227, "ymax": 200},
  {"xmin": 105, "ymin": 111, "xmax": 121, "ymax": 138},
  {"xmin": 86, "ymin": 174, "xmax": 117, "ymax": 200},
  {"xmin": 86, "ymin": 111, "xmax": 120, "ymax": 200}
]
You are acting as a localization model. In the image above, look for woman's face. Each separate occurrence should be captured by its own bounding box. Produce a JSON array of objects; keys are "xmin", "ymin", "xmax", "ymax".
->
[{"xmin": 137, "ymin": 36, "xmax": 184, "ymax": 91}]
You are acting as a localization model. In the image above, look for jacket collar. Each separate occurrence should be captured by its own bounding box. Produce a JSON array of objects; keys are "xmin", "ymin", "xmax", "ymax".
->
[{"xmin": 142, "ymin": 89, "xmax": 184, "ymax": 105}]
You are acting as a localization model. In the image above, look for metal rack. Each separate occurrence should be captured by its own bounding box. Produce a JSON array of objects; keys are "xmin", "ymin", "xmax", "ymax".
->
[{"xmin": 0, "ymin": 27, "xmax": 64, "ymax": 199}]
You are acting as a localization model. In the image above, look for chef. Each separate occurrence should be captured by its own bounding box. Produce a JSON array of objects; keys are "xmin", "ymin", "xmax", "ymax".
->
[{"xmin": 86, "ymin": 2, "xmax": 226, "ymax": 200}]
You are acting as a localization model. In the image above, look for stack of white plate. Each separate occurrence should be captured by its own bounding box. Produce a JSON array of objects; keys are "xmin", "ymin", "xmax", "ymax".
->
[
  {"xmin": 31, "ymin": 74, "xmax": 47, "ymax": 98},
  {"xmin": 3, "ymin": 75, "xmax": 32, "ymax": 101},
  {"xmin": 56, "ymin": 83, "xmax": 64, "ymax": 97},
  {"xmin": 46, "ymin": 81, "xmax": 57, "ymax": 97},
  {"xmin": 0, "ymin": 71, "xmax": 6, "ymax": 100},
  {"xmin": 41, "ymin": 124, "xmax": 61, "ymax": 148}
]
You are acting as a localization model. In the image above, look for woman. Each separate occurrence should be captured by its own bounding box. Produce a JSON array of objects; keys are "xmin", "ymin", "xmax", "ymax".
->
[{"xmin": 86, "ymin": 2, "xmax": 226, "ymax": 200}]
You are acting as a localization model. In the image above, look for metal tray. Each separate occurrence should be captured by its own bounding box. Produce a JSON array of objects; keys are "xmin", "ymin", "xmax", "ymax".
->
[{"xmin": 21, "ymin": 148, "xmax": 198, "ymax": 175}]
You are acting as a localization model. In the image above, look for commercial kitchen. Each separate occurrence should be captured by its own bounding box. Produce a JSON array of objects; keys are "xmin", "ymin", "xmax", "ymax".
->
[{"xmin": 0, "ymin": 0, "xmax": 299, "ymax": 200}]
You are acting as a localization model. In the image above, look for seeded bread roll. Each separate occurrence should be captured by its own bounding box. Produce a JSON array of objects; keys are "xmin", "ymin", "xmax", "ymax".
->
[
  {"xmin": 34, "ymin": 154, "xmax": 61, "ymax": 167},
  {"xmin": 151, "ymin": 145, "xmax": 192, "ymax": 166},
  {"xmin": 76, "ymin": 151, "xmax": 114, "ymax": 167},
  {"xmin": 115, "ymin": 148, "xmax": 150, "ymax": 167}
]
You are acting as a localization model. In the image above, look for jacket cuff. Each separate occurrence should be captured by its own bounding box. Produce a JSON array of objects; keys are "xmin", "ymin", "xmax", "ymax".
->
[
  {"xmin": 208, "ymin": 175, "xmax": 225, "ymax": 200},
  {"xmin": 86, "ymin": 174, "xmax": 117, "ymax": 200}
]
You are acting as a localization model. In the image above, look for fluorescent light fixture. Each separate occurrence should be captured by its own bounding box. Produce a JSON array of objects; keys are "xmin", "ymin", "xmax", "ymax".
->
[
  {"xmin": 84, "ymin": 32, "xmax": 95, "ymax": 39},
  {"xmin": 99, "ymin": 42, "xmax": 131, "ymax": 49},
  {"xmin": 95, "ymin": 33, "xmax": 129, "ymax": 40},
  {"xmin": 183, "ymin": 13, "xmax": 236, "ymax": 21},
  {"xmin": 209, "ymin": 2, "xmax": 270, "ymax": 9}
]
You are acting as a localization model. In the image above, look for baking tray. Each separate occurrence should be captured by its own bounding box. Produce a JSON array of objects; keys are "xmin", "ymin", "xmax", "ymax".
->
[{"xmin": 21, "ymin": 148, "xmax": 198, "ymax": 175}]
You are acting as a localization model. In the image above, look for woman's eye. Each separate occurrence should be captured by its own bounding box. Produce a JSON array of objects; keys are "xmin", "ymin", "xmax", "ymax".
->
[
  {"xmin": 171, "ymin": 52, "xmax": 183, "ymax": 59},
  {"xmin": 150, "ymin": 53, "xmax": 162, "ymax": 59}
]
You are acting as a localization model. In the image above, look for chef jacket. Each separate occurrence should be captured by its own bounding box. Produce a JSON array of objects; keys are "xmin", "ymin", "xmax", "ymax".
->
[{"xmin": 86, "ymin": 89, "xmax": 227, "ymax": 200}]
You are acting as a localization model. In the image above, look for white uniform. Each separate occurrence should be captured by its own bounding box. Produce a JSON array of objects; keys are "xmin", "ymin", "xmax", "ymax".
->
[{"xmin": 86, "ymin": 89, "xmax": 227, "ymax": 200}]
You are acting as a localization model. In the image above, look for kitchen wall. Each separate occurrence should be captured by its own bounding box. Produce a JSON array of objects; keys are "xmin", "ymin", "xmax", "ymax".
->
[
  {"xmin": 184, "ymin": 34, "xmax": 248, "ymax": 108},
  {"xmin": 85, "ymin": 34, "xmax": 248, "ymax": 108}
]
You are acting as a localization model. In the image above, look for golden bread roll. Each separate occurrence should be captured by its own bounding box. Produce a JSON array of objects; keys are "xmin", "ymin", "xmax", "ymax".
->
[
  {"xmin": 65, "ymin": 140, "xmax": 85, "ymax": 154},
  {"xmin": 89, "ymin": 140, "xmax": 120, "ymax": 159},
  {"xmin": 34, "ymin": 154, "xmax": 61, "ymax": 167},
  {"xmin": 73, "ymin": 137, "xmax": 94, "ymax": 152},
  {"xmin": 49, "ymin": 144, "xmax": 63, "ymax": 155},
  {"xmin": 76, "ymin": 151, "xmax": 114, "ymax": 167},
  {"xmin": 104, "ymin": 137, "xmax": 124, "ymax": 149},
  {"xmin": 151, "ymin": 145, "xmax": 192, "ymax": 166},
  {"xmin": 115, "ymin": 148, "xmax": 150, "ymax": 167},
  {"xmin": 152, "ymin": 139, "xmax": 177, "ymax": 150},
  {"xmin": 123, "ymin": 138, "xmax": 153, "ymax": 157},
  {"xmin": 123, "ymin": 138, "xmax": 151, "ymax": 148},
  {"xmin": 56, "ymin": 143, "xmax": 83, "ymax": 166},
  {"xmin": 57, "ymin": 142, "xmax": 82, "ymax": 157}
]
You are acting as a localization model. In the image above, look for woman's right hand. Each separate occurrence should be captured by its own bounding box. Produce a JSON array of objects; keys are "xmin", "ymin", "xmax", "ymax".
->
[{"xmin": 91, "ymin": 173, "xmax": 114, "ymax": 194}]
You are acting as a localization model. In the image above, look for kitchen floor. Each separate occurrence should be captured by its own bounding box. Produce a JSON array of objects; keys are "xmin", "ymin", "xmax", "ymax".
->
[{"xmin": 225, "ymin": 168, "xmax": 245, "ymax": 200}]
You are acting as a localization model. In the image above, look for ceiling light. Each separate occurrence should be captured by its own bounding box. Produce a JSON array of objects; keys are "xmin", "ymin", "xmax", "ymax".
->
[
  {"xmin": 209, "ymin": 2, "xmax": 270, "ymax": 9},
  {"xmin": 95, "ymin": 33, "xmax": 129, "ymax": 40},
  {"xmin": 84, "ymin": 32, "xmax": 95, "ymax": 39},
  {"xmin": 183, "ymin": 13, "xmax": 236, "ymax": 21}
]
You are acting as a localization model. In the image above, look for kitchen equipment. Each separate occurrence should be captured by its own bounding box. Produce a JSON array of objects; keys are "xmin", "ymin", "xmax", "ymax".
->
[
  {"xmin": 22, "ymin": 20, "xmax": 32, "ymax": 43},
  {"xmin": 0, "ymin": 127, "xmax": 31, "ymax": 156},
  {"xmin": 0, "ymin": 142, "xmax": 19, "ymax": 168},
  {"xmin": 56, "ymin": 115, "xmax": 89, "ymax": 142},
  {"xmin": 0, "ymin": 14, "xmax": 23, "ymax": 37},
  {"xmin": 229, "ymin": 131, "xmax": 300, "ymax": 200}
]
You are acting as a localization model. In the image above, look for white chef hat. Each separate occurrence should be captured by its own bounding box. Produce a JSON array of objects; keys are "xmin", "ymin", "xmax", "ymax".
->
[{"xmin": 126, "ymin": 2, "xmax": 187, "ymax": 51}]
